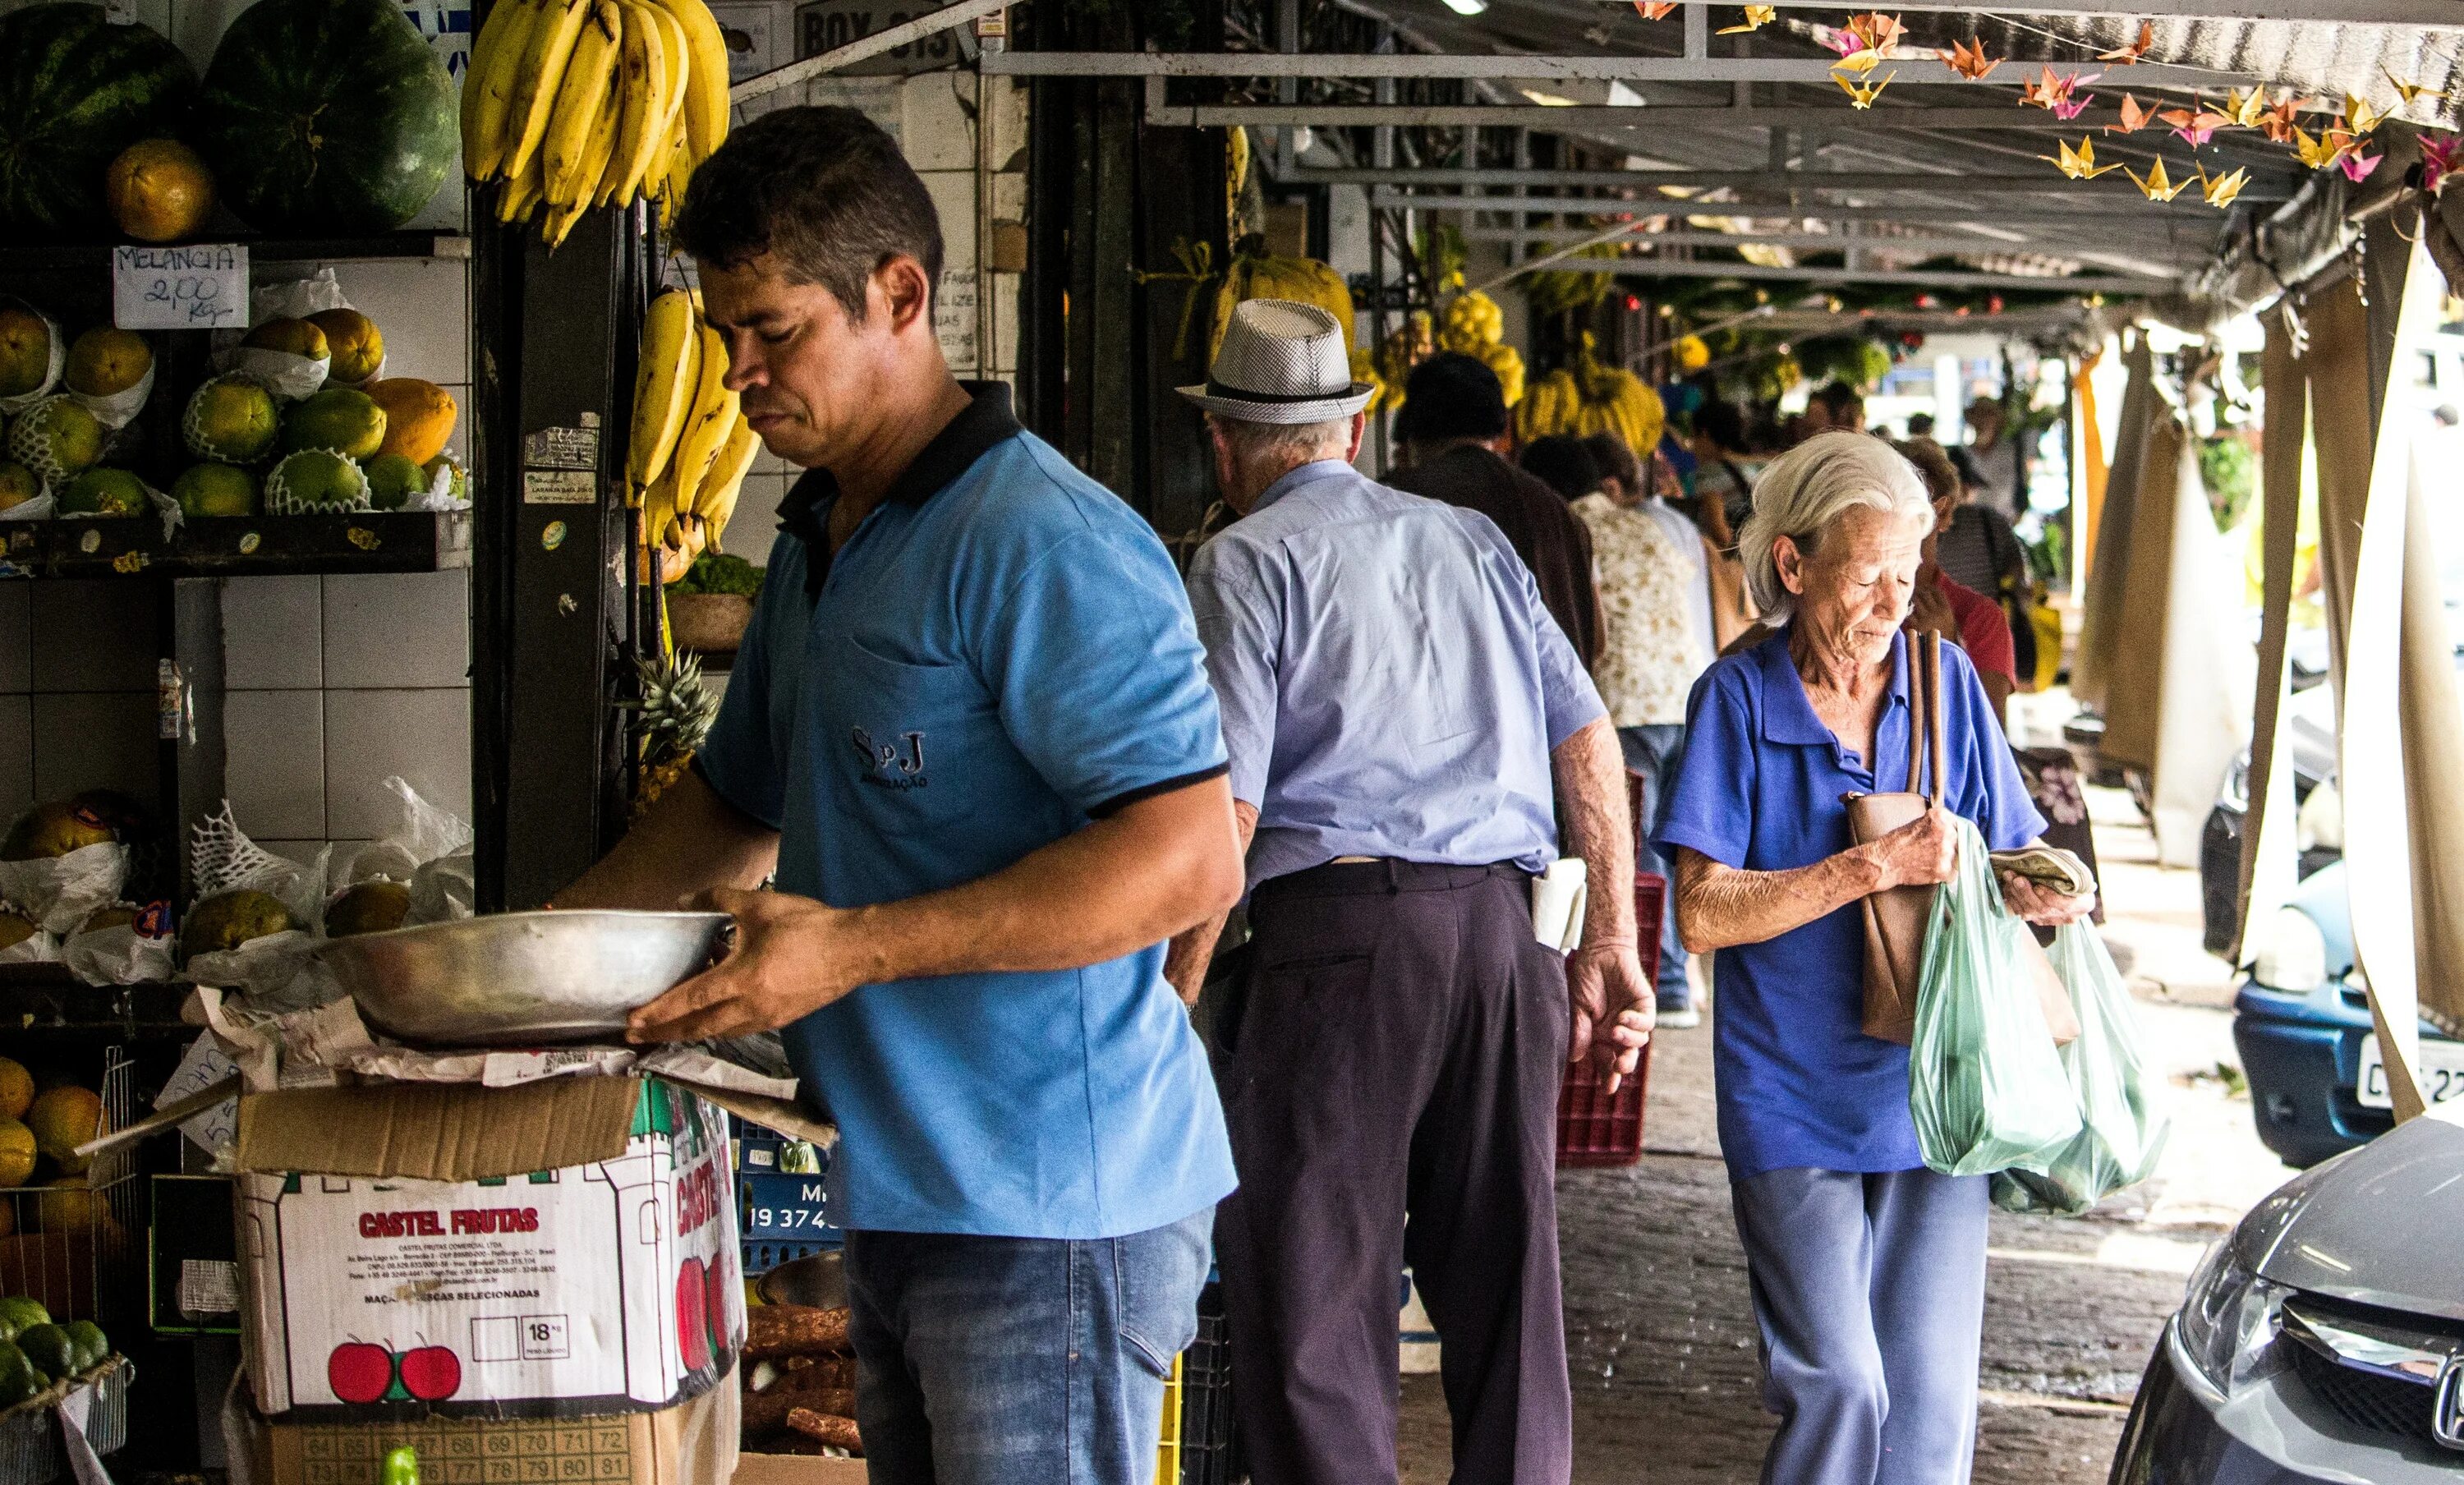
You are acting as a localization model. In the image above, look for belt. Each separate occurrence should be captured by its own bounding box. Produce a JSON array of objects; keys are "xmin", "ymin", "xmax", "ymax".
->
[{"xmin": 1253, "ymin": 857, "xmax": 1529, "ymax": 900}]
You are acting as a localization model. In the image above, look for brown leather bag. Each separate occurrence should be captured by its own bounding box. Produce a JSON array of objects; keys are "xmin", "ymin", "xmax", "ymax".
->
[{"xmin": 1846, "ymin": 632, "xmax": 2079, "ymax": 1047}]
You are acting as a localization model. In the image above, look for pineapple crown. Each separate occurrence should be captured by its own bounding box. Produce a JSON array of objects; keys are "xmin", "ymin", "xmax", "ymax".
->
[{"xmin": 623, "ymin": 651, "xmax": 719, "ymax": 764}]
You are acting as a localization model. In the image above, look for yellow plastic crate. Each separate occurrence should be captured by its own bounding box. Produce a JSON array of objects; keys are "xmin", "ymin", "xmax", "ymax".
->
[{"xmin": 1155, "ymin": 1350, "xmax": 1185, "ymax": 1484}]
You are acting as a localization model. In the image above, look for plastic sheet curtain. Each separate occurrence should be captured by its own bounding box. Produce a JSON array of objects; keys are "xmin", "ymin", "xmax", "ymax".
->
[
  {"xmin": 2071, "ymin": 338, "xmax": 2155, "ymax": 712},
  {"xmin": 2305, "ymin": 237, "xmax": 2464, "ymax": 1123},
  {"xmin": 2234, "ymin": 320, "xmax": 2305, "ymax": 967}
]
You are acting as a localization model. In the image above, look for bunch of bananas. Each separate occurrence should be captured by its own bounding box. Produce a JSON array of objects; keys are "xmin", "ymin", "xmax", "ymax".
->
[
  {"xmin": 1515, "ymin": 335, "xmax": 1664, "ymax": 455},
  {"xmin": 1435, "ymin": 290, "xmax": 1526, "ymax": 410},
  {"xmin": 1206, "ymin": 243, "xmax": 1357, "ymax": 363},
  {"xmin": 1373, "ymin": 311, "xmax": 1435, "ymax": 419},
  {"xmin": 631, "ymin": 287, "xmax": 760, "ymax": 581},
  {"xmin": 462, "ymin": 0, "xmax": 733, "ymax": 248}
]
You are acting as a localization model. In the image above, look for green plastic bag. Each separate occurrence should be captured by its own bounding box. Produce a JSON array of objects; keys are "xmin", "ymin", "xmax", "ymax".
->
[
  {"xmin": 1908, "ymin": 816, "xmax": 2084, "ymax": 1178},
  {"xmin": 1991, "ymin": 925, "xmax": 2172, "ymax": 1215}
]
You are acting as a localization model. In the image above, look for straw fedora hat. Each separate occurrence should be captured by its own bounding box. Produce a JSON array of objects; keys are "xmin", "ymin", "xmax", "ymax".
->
[{"xmin": 1177, "ymin": 298, "xmax": 1376, "ymax": 424}]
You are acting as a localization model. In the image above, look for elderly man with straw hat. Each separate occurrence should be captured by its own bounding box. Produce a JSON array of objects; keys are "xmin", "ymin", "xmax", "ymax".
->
[{"xmin": 1165, "ymin": 299, "xmax": 1651, "ymax": 1485}]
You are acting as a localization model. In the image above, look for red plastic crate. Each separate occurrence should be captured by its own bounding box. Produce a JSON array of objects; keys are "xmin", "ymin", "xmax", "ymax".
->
[{"xmin": 1556, "ymin": 870, "xmax": 1665, "ymax": 1168}]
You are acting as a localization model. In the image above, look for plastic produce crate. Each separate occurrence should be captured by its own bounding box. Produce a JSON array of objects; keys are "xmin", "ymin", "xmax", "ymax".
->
[
  {"xmin": 1178, "ymin": 1284, "xmax": 1237, "ymax": 1485},
  {"xmin": 734, "ymin": 1118, "xmax": 841, "ymax": 1276},
  {"xmin": 1555, "ymin": 872, "xmax": 1664, "ymax": 1168}
]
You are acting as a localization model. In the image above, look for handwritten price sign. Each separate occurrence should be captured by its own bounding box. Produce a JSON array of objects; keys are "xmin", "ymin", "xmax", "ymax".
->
[{"xmin": 113, "ymin": 244, "xmax": 248, "ymax": 329}]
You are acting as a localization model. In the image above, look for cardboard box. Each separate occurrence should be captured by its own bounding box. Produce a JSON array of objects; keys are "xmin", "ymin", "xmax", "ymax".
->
[
  {"xmin": 237, "ymin": 1077, "xmax": 747, "ymax": 1423},
  {"xmin": 243, "ymin": 1367, "xmax": 739, "ymax": 1485},
  {"xmin": 734, "ymin": 1454, "xmax": 870, "ymax": 1483}
]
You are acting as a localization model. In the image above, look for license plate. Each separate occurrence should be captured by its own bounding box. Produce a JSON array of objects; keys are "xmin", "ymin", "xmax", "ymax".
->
[{"xmin": 2356, "ymin": 1034, "xmax": 2464, "ymax": 1110}]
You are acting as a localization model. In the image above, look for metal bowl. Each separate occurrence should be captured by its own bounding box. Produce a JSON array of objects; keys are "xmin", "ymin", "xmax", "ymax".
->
[
  {"xmin": 756, "ymin": 1248, "xmax": 846, "ymax": 1310},
  {"xmin": 315, "ymin": 909, "xmax": 732, "ymax": 1046}
]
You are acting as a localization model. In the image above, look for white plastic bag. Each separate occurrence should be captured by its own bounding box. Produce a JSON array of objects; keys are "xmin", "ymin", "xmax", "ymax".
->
[
  {"xmin": 342, "ymin": 776, "xmax": 474, "ymax": 926},
  {"xmin": 0, "ymin": 836, "xmax": 131, "ymax": 936},
  {"xmin": 1990, "ymin": 926, "xmax": 2172, "ymax": 1215},
  {"xmin": 62, "ymin": 900, "xmax": 177, "ymax": 986},
  {"xmin": 182, "ymin": 802, "xmax": 334, "ymax": 1009}
]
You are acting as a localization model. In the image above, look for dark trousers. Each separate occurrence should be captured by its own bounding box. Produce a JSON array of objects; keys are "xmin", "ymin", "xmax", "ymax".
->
[{"xmin": 1213, "ymin": 861, "xmax": 1573, "ymax": 1485}]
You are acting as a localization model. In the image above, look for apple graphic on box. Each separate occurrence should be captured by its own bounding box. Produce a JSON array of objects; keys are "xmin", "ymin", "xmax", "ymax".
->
[
  {"xmin": 328, "ymin": 1341, "xmax": 395, "ymax": 1405},
  {"xmin": 701, "ymin": 1249, "xmax": 730, "ymax": 1364},
  {"xmin": 676, "ymin": 1258, "xmax": 711, "ymax": 1371},
  {"xmin": 398, "ymin": 1345, "xmax": 462, "ymax": 1402}
]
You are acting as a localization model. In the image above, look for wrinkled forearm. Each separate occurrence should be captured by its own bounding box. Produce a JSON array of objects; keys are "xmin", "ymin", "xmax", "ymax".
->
[
  {"xmin": 1552, "ymin": 718, "xmax": 1638, "ymax": 947},
  {"xmin": 1671, "ymin": 844, "xmax": 1885, "ymax": 953}
]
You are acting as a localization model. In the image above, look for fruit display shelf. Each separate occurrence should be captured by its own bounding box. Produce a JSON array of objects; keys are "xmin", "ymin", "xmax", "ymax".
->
[
  {"xmin": 2, "ymin": 510, "xmax": 472, "ymax": 579},
  {"xmin": 0, "ymin": 232, "xmax": 471, "ymax": 276}
]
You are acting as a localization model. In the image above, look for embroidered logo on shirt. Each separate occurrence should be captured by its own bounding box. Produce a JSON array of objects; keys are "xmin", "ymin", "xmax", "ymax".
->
[{"xmin": 851, "ymin": 727, "xmax": 929, "ymax": 790}]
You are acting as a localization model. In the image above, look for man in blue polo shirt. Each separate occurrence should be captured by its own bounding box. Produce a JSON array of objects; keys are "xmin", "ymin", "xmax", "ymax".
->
[{"xmin": 559, "ymin": 107, "xmax": 1245, "ymax": 1483}]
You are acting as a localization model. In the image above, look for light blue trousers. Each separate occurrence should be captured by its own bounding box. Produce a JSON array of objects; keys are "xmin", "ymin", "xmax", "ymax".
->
[{"xmin": 1729, "ymin": 1166, "xmax": 1989, "ymax": 1485}]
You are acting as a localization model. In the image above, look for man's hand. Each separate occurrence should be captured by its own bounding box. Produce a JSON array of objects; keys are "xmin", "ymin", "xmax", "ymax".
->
[
  {"xmin": 628, "ymin": 887, "xmax": 865, "ymax": 1043},
  {"xmin": 2000, "ymin": 872, "xmax": 2097, "ymax": 927},
  {"xmin": 1567, "ymin": 940, "xmax": 1653, "ymax": 1094}
]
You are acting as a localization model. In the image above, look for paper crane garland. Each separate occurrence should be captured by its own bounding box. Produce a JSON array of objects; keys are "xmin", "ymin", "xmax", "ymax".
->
[
  {"xmin": 1940, "ymin": 38, "xmax": 2001, "ymax": 81},
  {"xmin": 2108, "ymin": 94, "xmax": 2158, "ymax": 134},
  {"xmin": 2019, "ymin": 67, "xmax": 2099, "ymax": 122},
  {"xmin": 2123, "ymin": 157, "xmax": 2191, "ymax": 201},
  {"xmin": 1833, "ymin": 68, "xmax": 1897, "ymax": 108},
  {"xmin": 1717, "ymin": 6, "xmax": 1776, "ymax": 34},
  {"xmin": 1634, "ymin": 2, "xmax": 1679, "ymax": 18},
  {"xmin": 2098, "ymin": 21, "xmax": 2155, "ymax": 64}
]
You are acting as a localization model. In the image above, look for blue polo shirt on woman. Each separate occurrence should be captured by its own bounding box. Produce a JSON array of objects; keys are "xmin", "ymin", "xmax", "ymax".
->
[
  {"xmin": 696, "ymin": 383, "xmax": 1238, "ymax": 1239},
  {"xmin": 1653, "ymin": 629, "xmax": 2044, "ymax": 1179}
]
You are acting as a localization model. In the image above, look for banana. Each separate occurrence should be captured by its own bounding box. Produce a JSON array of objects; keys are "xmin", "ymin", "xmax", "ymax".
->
[
  {"xmin": 654, "ymin": 0, "xmax": 731, "ymax": 165},
  {"xmin": 605, "ymin": 0, "xmax": 668, "ymax": 207},
  {"xmin": 542, "ymin": 0, "xmax": 623, "ymax": 207},
  {"xmin": 654, "ymin": 108, "xmax": 694, "ymax": 222},
  {"xmin": 680, "ymin": 513, "xmax": 709, "ymax": 561},
  {"xmin": 462, "ymin": 0, "xmax": 537, "ymax": 180},
  {"xmin": 627, "ymin": 287, "xmax": 701, "ymax": 502},
  {"xmin": 693, "ymin": 412, "xmax": 761, "ymax": 553},
  {"xmin": 497, "ymin": 146, "xmax": 546, "ymax": 223},
  {"xmin": 645, "ymin": 3, "xmax": 692, "ymax": 145},
  {"xmin": 667, "ymin": 320, "xmax": 737, "ymax": 519},
  {"xmin": 643, "ymin": 459, "xmax": 683, "ymax": 548},
  {"xmin": 502, "ymin": 0, "xmax": 593, "ymax": 182}
]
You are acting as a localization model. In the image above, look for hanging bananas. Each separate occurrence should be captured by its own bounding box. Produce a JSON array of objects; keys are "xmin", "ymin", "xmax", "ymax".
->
[
  {"xmin": 462, "ymin": 0, "xmax": 730, "ymax": 247},
  {"xmin": 1514, "ymin": 333, "xmax": 1663, "ymax": 453},
  {"xmin": 631, "ymin": 287, "xmax": 757, "ymax": 577}
]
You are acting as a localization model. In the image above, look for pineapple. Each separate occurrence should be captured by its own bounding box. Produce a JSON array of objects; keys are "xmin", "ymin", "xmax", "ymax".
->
[{"xmin": 623, "ymin": 651, "xmax": 719, "ymax": 821}]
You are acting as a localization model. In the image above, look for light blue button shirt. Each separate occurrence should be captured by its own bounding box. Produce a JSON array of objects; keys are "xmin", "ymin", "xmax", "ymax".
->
[{"xmin": 1187, "ymin": 459, "xmax": 1608, "ymax": 890}]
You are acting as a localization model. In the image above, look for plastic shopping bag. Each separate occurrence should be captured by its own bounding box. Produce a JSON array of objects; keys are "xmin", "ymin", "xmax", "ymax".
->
[
  {"xmin": 1908, "ymin": 816, "xmax": 2083, "ymax": 1178},
  {"xmin": 1991, "ymin": 926, "xmax": 2171, "ymax": 1214}
]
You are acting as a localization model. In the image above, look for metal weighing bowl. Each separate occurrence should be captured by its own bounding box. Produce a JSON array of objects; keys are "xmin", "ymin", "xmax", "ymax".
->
[
  {"xmin": 315, "ymin": 909, "xmax": 733, "ymax": 1046},
  {"xmin": 756, "ymin": 1249, "xmax": 847, "ymax": 1310}
]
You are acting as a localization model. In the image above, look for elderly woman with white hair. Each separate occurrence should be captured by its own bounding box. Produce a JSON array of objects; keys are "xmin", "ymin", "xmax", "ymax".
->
[{"xmin": 1651, "ymin": 431, "xmax": 2093, "ymax": 1485}]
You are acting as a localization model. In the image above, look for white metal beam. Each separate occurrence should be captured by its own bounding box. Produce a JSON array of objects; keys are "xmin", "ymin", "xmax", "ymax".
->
[
  {"xmin": 1147, "ymin": 100, "xmax": 2129, "ymax": 131},
  {"xmin": 1460, "ymin": 225, "xmax": 2120, "ymax": 256},
  {"xmin": 981, "ymin": 52, "xmax": 2245, "ymax": 87},
  {"xmin": 1367, "ymin": 190, "xmax": 2255, "ymax": 225},
  {"xmin": 1292, "ymin": 164, "xmax": 2292, "ymax": 199},
  {"xmin": 1663, "ymin": 0, "xmax": 2462, "ymax": 22},
  {"xmin": 1542, "ymin": 258, "xmax": 2172, "ymax": 290},
  {"xmin": 733, "ymin": 0, "xmax": 1004, "ymax": 100}
]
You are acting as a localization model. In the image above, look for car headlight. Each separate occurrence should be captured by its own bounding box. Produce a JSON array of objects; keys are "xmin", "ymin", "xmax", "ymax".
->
[
  {"xmin": 2176, "ymin": 1239, "xmax": 2287, "ymax": 1394},
  {"xmin": 2251, "ymin": 907, "xmax": 2328, "ymax": 993}
]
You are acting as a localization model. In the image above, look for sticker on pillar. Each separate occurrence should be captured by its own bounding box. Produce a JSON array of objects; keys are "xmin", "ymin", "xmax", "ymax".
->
[
  {"xmin": 707, "ymin": 3, "xmax": 773, "ymax": 82},
  {"xmin": 541, "ymin": 520, "xmax": 568, "ymax": 551},
  {"xmin": 523, "ymin": 469, "xmax": 595, "ymax": 505},
  {"xmin": 935, "ymin": 269, "xmax": 978, "ymax": 373}
]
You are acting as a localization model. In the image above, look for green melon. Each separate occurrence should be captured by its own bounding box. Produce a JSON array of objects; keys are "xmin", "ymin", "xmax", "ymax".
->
[
  {"xmin": 363, "ymin": 452, "xmax": 424, "ymax": 510},
  {"xmin": 182, "ymin": 375, "xmax": 279, "ymax": 463},
  {"xmin": 0, "ymin": 4, "xmax": 196, "ymax": 237},
  {"xmin": 192, "ymin": 0, "xmax": 455, "ymax": 234},
  {"xmin": 172, "ymin": 461, "xmax": 258, "ymax": 517},
  {"xmin": 263, "ymin": 448, "xmax": 369, "ymax": 513},
  {"xmin": 57, "ymin": 467, "xmax": 145, "ymax": 517},
  {"xmin": 7, "ymin": 397, "xmax": 102, "ymax": 488}
]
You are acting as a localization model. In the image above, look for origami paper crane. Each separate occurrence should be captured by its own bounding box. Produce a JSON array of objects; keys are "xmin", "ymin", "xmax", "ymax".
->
[
  {"xmin": 2342, "ymin": 93, "xmax": 2388, "ymax": 135},
  {"xmin": 1717, "ymin": 6, "xmax": 1776, "ymax": 34},
  {"xmin": 2384, "ymin": 68, "xmax": 2448, "ymax": 108},
  {"xmin": 2107, "ymin": 94, "xmax": 2158, "ymax": 134},
  {"xmin": 2225, "ymin": 88, "xmax": 2269, "ymax": 128},
  {"xmin": 2019, "ymin": 67, "xmax": 2099, "ymax": 121},
  {"xmin": 2098, "ymin": 21, "xmax": 2155, "ymax": 64},
  {"xmin": 2339, "ymin": 147, "xmax": 2383, "ymax": 183},
  {"xmin": 2422, "ymin": 132, "xmax": 2464, "ymax": 192},
  {"xmin": 2259, "ymin": 94, "xmax": 2305, "ymax": 144},
  {"xmin": 2160, "ymin": 104, "xmax": 2232, "ymax": 147},
  {"xmin": 1833, "ymin": 68, "xmax": 1897, "ymax": 108},
  {"xmin": 1832, "ymin": 48, "xmax": 1887, "ymax": 76},
  {"xmin": 2040, "ymin": 136, "xmax": 2122, "ymax": 179},
  {"xmin": 1634, "ymin": 2, "xmax": 1680, "ymax": 17},
  {"xmin": 2123, "ymin": 156, "xmax": 2191, "ymax": 200},
  {"xmin": 1940, "ymin": 38, "xmax": 2001, "ymax": 81},
  {"xmin": 2198, "ymin": 164, "xmax": 2250, "ymax": 207},
  {"xmin": 1843, "ymin": 11, "xmax": 1906, "ymax": 54}
]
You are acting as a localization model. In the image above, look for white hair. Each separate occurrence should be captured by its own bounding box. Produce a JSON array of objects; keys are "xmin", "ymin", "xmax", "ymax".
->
[
  {"xmin": 1208, "ymin": 415, "xmax": 1352, "ymax": 464},
  {"xmin": 1738, "ymin": 430, "xmax": 1933, "ymax": 625}
]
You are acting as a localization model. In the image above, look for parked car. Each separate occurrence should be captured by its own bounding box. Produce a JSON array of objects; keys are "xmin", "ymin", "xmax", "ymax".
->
[
  {"xmin": 2229, "ymin": 862, "xmax": 2464, "ymax": 1167},
  {"xmin": 2110, "ymin": 1112, "xmax": 2464, "ymax": 1483}
]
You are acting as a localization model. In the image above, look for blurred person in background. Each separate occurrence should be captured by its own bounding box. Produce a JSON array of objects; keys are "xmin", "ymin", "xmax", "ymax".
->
[
  {"xmin": 1678, "ymin": 402, "xmax": 1763, "ymax": 651},
  {"xmin": 1813, "ymin": 380, "xmax": 1868, "ymax": 435},
  {"xmin": 1939, "ymin": 444, "xmax": 2037, "ymax": 684},
  {"xmin": 1537, "ymin": 432, "xmax": 1714, "ymax": 1028},
  {"xmin": 1895, "ymin": 439, "xmax": 2015, "ymax": 724},
  {"xmin": 1584, "ymin": 431, "xmax": 1718, "ymax": 674},
  {"xmin": 1391, "ymin": 352, "xmax": 1600, "ymax": 665}
]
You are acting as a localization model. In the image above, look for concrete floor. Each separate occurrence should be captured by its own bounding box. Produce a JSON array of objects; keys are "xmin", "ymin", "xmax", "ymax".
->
[{"xmin": 1396, "ymin": 782, "xmax": 2295, "ymax": 1483}]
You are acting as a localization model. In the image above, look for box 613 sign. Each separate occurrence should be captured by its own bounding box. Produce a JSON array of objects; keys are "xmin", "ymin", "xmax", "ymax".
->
[{"xmin": 794, "ymin": 0, "xmax": 963, "ymax": 73}]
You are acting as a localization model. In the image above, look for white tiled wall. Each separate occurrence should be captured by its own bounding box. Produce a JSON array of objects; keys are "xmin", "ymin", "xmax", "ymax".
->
[
  {"xmin": 218, "ymin": 570, "xmax": 473, "ymax": 869},
  {"xmin": 0, "ymin": 582, "xmax": 161, "ymax": 824}
]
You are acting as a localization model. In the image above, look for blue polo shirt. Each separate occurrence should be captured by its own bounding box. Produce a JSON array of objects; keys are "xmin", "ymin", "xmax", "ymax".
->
[
  {"xmin": 697, "ymin": 384, "xmax": 1238, "ymax": 1239},
  {"xmin": 1653, "ymin": 629, "xmax": 2044, "ymax": 1179}
]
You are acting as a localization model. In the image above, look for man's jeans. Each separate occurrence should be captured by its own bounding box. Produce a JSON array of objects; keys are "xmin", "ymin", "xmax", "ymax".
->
[
  {"xmin": 844, "ymin": 1207, "xmax": 1213, "ymax": 1485},
  {"xmin": 1617, "ymin": 721, "xmax": 1694, "ymax": 1011}
]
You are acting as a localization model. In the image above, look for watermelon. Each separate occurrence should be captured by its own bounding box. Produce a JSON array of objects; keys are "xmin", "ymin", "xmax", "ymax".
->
[
  {"xmin": 0, "ymin": 5, "xmax": 195, "ymax": 237},
  {"xmin": 193, "ymin": 0, "xmax": 455, "ymax": 234}
]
